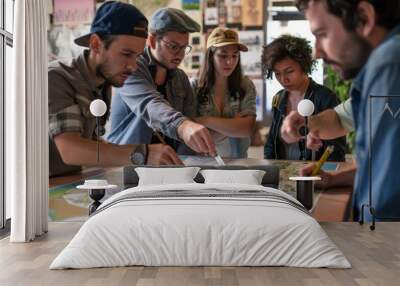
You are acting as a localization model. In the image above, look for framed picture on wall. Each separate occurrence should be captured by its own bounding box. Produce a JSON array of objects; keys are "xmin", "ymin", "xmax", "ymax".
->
[
  {"xmin": 183, "ymin": 0, "xmax": 200, "ymax": 10},
  {"xmin": 238, "ymin": 30, "xmax": 263, "ymax": 76},
  {"xmin": 53, "ymin": 0, "xmax": 95, "ymax": 25},
  {"xmin": 204, "ymin": 7, "xmax": 218, "ymax": 26},
  {"xmin": 191, "ymin": 53, "xmax": 201, "ymax": 69},
  {"xmin": 242, "ymin": 0, "xmax": 263, "ymax": 28},
  {"xmin": 227, "ymin": 5, "xmax": 242, "ymax": 25}
]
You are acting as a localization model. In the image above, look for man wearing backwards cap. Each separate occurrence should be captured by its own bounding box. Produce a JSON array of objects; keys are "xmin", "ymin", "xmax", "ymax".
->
[
  {"xmin": 106, "ymin": 8, "xmax": 217, "ymax": 157},
  {"xmin": 48, "ymin": 2, "xmax": 182, "ymax": 177}
]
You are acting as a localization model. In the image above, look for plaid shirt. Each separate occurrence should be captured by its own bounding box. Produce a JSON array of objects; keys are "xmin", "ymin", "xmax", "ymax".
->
[{"xmin": 48, "ymin": 50, "xmax": 111, "ymax": 176}]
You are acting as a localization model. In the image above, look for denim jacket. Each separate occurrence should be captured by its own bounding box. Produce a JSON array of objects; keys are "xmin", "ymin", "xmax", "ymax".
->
[
  {"xmin": 351, "ymin": 24, "xmax": 400, "ymax": 221},
  {"xmin": 106, "ymin": 47, "xmax": 195, "ymax": 153},
  {"xmin": 264, "ymin": 79, "xmax": 346, "ymax": 161}
]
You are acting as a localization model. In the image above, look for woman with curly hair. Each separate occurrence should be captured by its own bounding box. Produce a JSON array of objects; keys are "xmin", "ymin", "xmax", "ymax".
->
[
  {"xmin": 191, "ymin": 28, "xmax": 257, "ymax": 158},
  {"xmin": 263, "ymin": 35, "xmax": 346, "ymax": 161}
]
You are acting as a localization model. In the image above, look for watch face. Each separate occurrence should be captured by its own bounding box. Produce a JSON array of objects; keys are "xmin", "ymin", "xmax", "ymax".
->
[{"xmin": 132, "ymin": 152, "xmax": 145, "ymax": 165}]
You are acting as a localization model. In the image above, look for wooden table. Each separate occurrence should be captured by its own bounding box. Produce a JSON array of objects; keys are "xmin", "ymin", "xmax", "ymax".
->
[
  {"xmin": 49, "ymin": 159, "xmax": 354, "ymax": 222},
  {"xmin": 1, "ymin": 222, "xmax": 397, "ymax": 286}
]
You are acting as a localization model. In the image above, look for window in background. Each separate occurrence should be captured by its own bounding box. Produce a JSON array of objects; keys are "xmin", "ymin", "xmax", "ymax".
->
[
  {"xmin": 1, "ymin": 0, "xmax": 14, "ymax": 232},
  {"xmin": 5, "ymin": 0, "xmax": 13, "ymax": 33},
  {"xmin": 265, "ymin": 20, "xmax": 324, "ymax": 111},
  {"xmin": 0, "ymin": 0, "xmax": 3, "ymax": 230},
  {"xmin": 265, "ymin": 2, "xmax": 323, "ymax": 115},
  {"xmin": 5, "ymin": 44, "xmax": 11, "ymax": 222}
]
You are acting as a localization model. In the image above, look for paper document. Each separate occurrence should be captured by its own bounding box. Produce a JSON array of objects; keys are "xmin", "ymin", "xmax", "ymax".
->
[
  {"xmin": 215, "ymin": 155, "xmax": 225, "ymax": 166},
  {"xmin": 180, "ymin": 155, "xmax": 223, "ymax": 166}
]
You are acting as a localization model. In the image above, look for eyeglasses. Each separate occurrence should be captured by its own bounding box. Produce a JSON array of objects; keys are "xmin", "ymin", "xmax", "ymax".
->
[{"xmin": 159, "ymin": 38, "xmax": 192, "ymax": 55}]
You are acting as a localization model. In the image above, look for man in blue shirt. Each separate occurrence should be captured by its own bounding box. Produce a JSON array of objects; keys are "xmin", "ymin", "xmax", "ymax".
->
[
  {"xmin": 107, "ymin": 8, "xmax": 216, "ymax": 156},
  {"xmin": 281, "ymin": 0, "xmax": 400, "ymax": 221}
]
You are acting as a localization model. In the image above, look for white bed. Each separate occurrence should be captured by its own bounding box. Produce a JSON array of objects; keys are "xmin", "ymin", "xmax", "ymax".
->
[{"xmin": 50, "ymin": 182, "xmax": 351, "ymax": 269}]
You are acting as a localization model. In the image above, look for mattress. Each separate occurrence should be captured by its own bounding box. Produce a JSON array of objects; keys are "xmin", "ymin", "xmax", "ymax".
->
[{"xmin": 50, "ymin": 183, "xmax": 351, "ymax": 269}]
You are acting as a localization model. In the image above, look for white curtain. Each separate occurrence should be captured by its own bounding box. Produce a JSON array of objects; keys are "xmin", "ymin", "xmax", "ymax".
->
[{"xmin": 8, "ymin": 0, "xmax": 49, "ymax": 242}]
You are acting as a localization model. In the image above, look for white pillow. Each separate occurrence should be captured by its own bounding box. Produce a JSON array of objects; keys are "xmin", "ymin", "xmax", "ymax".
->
[
  {"xmin": 200, "ymin": 169, "xmax": 266, "ymax": 185},
  {"xmin": 135, "ymin": 167, "xmax": 200, "ymax": 186}
]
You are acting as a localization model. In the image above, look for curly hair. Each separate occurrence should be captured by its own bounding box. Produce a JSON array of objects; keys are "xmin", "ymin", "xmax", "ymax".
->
[
  {"xmin": 262, "ymin": 35, "xmax": 316, "ymax": 79},
  {"xmin": 295, "ymin": 0, "xmax": 400, "ymax": 31}
]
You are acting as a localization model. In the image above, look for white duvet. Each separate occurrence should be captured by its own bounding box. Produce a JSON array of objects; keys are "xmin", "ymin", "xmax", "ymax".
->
[{"xmin": 50, "ymin": 183, "xmax": 351, "ymax": 269}]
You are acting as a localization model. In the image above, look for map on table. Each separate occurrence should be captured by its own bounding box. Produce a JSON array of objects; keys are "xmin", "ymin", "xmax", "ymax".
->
[{"xmin": 180, "ymin": 155, "xmax": 222, "ymax": 166}]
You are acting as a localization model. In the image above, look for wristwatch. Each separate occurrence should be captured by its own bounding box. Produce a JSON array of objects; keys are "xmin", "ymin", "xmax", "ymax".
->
[{"xmin": 130, "ymin": 145, "xmax": 147, "ymax": 165}]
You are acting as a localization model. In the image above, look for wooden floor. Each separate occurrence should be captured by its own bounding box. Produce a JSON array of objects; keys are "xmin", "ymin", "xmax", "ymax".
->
[{"xmin": 1, "ymin": 222, "xmax": 399, "ymax": 286}]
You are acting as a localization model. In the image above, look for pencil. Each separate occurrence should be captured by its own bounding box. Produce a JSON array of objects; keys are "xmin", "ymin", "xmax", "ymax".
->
[
  {"xmin": 153, "ymin": 130, "xmax": 166, "ymax": 145},
  {"xmin": 311, "ymin": 145, "xmax": 335, "ymax": 176}
]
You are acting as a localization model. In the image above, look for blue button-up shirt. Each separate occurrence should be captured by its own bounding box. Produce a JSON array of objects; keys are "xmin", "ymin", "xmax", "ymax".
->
[
  {"xmin": 351, "ymin": 24, "xmax": 400, "ymax": 221},
  {"xmin": 106, "ymin": 47, "xmax": 196, "ymax": 150}
]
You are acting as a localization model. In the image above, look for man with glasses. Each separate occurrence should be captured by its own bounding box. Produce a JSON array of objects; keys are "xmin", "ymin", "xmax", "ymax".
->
[
  {"xmin": 49, "ymin": 2, "xmax": 182, "ymax": 177},
  {"xmin": 107, "ymin": 8, "xmax": 216, "ymax": 157}
]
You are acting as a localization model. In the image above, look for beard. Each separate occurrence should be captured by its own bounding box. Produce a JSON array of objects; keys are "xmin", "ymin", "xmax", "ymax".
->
[
  {"xmin": 324, "ymin": 33, "xmax": 373, "ymax": 80},
  {"xmin": 96, "ymin": 61, "xmax": 125, "ymax": 88},
  {"xmin": 153, "ymin": 45, "xmax": 182, "ymax": 70}
]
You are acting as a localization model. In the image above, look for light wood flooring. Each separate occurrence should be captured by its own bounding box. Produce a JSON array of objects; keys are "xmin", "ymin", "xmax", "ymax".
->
[{"xmin": 1, "ymin": 222, "xmax": 399, "ymax": 286}]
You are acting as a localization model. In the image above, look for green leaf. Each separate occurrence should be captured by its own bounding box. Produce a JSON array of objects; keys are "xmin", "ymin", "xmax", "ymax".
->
[{"xmin": 324, "ymin": 65, "xmax": 355, "ymax": 153}]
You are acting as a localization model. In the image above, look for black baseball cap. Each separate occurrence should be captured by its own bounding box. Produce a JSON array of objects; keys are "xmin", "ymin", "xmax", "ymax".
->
[{"xmin": 74, "ymin": 1, "xmax": 148, "ymax": 47}]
